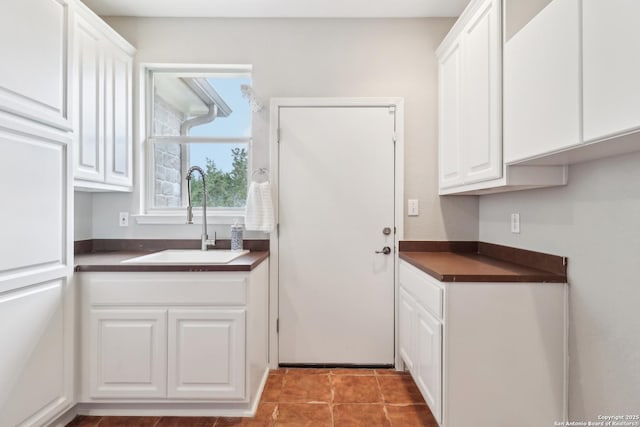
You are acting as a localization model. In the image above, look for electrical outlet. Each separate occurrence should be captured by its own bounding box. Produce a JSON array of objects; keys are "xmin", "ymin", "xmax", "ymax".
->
[
  {"xmin": 510, "ymin": 213, "xmax": 520, "ymax": 234},
  {"xmin": 408, "ymin": 199, "xmax": 419, "ymax": 216},
  {"xmin": 119, "ymin": 212, "xmax": 129, "ymax": 227}
]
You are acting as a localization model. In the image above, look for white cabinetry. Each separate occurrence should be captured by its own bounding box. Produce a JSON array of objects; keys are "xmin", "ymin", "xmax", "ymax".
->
[
  {"xmin": 398, "ymin": 262, "xmax": 443, "ymax": 424},
  {"xmin": 437, "ymin": 0, "xmax": 567, "ymax": 195},
  {"xmin": 398, "ymin": 288, "xmax": 417, "ymax": 371},
  {"xmin": 72, "ymin": 1, "xmax": 134, "ymax": 191},
  {"xmin": 168, "ymin": 309, "xmax": 245, "ymax": 400},
  {"xmin": 582, "ymin": 0, "xmax": 640, "ymax": 143},
  {"xmin": 398, "ymin": 260, "xmax": 567, "ymax": 427},
  {"xmin": 438, "ymin": 0, "xmax": 501, "ymax": 191},
  {"xmin": 504, "ymin": 0, "xmax": 581, "ymax": 164},
  {"xmin": 79, "ymin": 263, "xmax": 269, "ymax": 415},
  {"xmin": 90, "ymin": 309, "xmax": 167, "ymax": 398},
  {"xmin": 0, "ymin": 0, "xmax": 71, "ymax": 130},
  {"xmin": 414, "ymin": 304, "xmax": 442, "ymax": 420},
  {"xmin": 504, "ymin": 0, "xmax": 640, "ymax": 166},
  {"xmin": 0, "ymin": 113, "xmax": 73, "ymax": 425}
]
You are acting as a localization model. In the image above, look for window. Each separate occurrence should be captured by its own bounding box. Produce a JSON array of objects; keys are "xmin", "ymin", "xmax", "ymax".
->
[{"xmin": 146, "ymin": 66, "xmax": 252, "ymax": 214}]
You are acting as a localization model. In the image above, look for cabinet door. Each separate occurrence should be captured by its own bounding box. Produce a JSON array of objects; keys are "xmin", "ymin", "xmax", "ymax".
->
[
  {"xmin": 0, "ymin": 280, "xmax": 70, "ymax": 427},
  {"xmin": 438, "ymin": 41, "xmax": 464, "ymax": 189},
  {"xmin": 89, "ymin": 309, "xmax": 167, "ymax": 398},
  {"xmin": 104, "ymin": 45, "xmax": 133, "ymax": 188},
  {"xmin": 0, "ymin": 0, "xmax": 70, "ymax": 130},
  {"xmin": 415, "ymin": 304, "xmax": 442, "ymax": 424},
  {"xmin": 168, "ymin": 309, "xmax": 246, "ymax": 400},
  {"xmin": 398, "ymin": 288, "xmax": 416, "ymax": 372},
  {"xmin": 73, "ymin": 14, "xmax": 104, "ymax": 182},
  {"xmin": 504, "ymin": 0, "xmax": 581, "ymax": 163},
  {"xmin": 461, "ymin": 0, "xmax": 502, "ymax": 184},
  {"xmin": 583, "ymin": 0, "xmax": 640, "ymax": 142}
]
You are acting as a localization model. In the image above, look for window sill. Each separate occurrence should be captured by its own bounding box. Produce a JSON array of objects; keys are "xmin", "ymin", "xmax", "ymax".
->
[{"xmin": 133, "ymin": 211, "xmax": 245, "ymax": 225}]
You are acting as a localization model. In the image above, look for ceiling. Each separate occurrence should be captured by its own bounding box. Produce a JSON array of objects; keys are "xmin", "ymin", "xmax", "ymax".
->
[{"xmin": 81, "ymin": 0, "xmax": 470, "ymax": 18}]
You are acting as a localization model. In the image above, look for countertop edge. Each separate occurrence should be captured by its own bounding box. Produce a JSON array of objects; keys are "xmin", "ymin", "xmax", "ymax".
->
[
  {"xmin": 74, "ymin": 251, "xmax": 269, "ymax": 273},
  {"xmin": 399, "ymin": 251, "xmax": 567, "ymax": 283}
]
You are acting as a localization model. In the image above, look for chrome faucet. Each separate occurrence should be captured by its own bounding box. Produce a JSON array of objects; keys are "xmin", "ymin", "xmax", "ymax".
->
[{"xmin": 186, "ymin": 166, "xmax": 216, "ymax": 251}]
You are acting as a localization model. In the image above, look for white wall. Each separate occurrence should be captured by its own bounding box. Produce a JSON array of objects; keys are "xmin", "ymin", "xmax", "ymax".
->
[
  {"xmin": 479, "ymin": 151, "xmax": 640, "ymax": 418},
  {"xmin": 85, "ymin": 17, "xmax": 479, "ymax": 240},
  {"xmin": 74, "ymin": 192, "xmax": 92, "ymax": 240}
]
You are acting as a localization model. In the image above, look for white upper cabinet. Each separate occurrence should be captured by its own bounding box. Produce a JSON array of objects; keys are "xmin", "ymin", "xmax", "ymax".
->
[
  {"xmin": 504, "ymin": 0, "xmax": 581, "ymax": 164},
  {"xmin": 72, "ymin": 1, "xmax": 135, "ymax": 191},
  {"xmin": 0, "ymin": 0, "xmax": 71, "ymax": 130},
  {"xmin": 438, "ymin": 41, "xmax": 464, "ymax": 189},
  {"xmin": 582, "ymin": 0, "xmax": 640, "ymax": 142},
  {"xmin": 438, "ymin": 0, "xmax": 501, "ymax": 190},
  {"xmin": 73, "ymin": 13, "xmax": 104, "ymax": 183},
  {"xmin": 460, "ymin": 0, "xmax": 502, "ymax": 184},
  {"xmin": 437, "ymin": 0, "xmax": 567, "ymax": 195},
  {"xmin": 504, "ymin": 0, "xmax": 640, "ymax": 166},
  {"xmin": 104, "ymin": 45, "xmax": 134, "ymax": 187}
]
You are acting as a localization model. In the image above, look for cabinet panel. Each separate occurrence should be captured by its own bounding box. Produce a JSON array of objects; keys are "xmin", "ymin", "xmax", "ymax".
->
[
  {"xmin": 73, "ymin": 15, "xmax": 104, "ymax": 182},
  {"xmin": 0, "ymin": 0, "xmax": 70, "ymax": 130},
  {"xmin": 461, "ymin": 0, "xmax": 502, "ymax": 183},
  {"xmin": 168, "ymin": 309, "xmax": 246, "ymax": 400},
  {"xmin": 438, "ymin": 41, "xmax": 464, "ymax": 189},
  {"xmin": 104, "ymin": 46, "xmax": 133, "ymax": 187},
  {"xmin": 583, "ymin": 0, "xmax": 640, "ymax": 142},
  {"xmin": 415, "ymin": 305, "xmax": 442, "ymax": 425},
  {"xmin": 0, "ymin": 125, "xmax": 66, "ymax": 274},
  {"xmin": 0, "ymin": 280, "xmax": 69, "ymax": 427},
  {"xmin": 399, "ymin": 261, "xmax": 442, "ymax": 319},
  {"xmin": 90, "ymin": 309, "xmax": 167, "ymax": 398},
  {"xmin": 398, "ymin": 288, "xmax": 416, "ymax": 371},
  {"xmin": 504, "ymin": 0, "xmax": 581, "ymax": 163}
]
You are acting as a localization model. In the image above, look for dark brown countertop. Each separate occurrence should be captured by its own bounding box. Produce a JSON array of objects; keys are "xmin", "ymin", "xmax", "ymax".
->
[
  {"xmin": 75, "ymin": 250, "xmax": 269, "ymax": 272},
  {"xmin": 399, "ymin": 241, "xmax": 567, "ymax": 283},
  {"xmin": 74, "ymin": 239, "xmax": 270, "ymax": 272}
]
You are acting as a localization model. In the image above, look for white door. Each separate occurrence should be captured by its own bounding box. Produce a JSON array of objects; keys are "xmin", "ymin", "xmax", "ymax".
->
[{"xmin": 278, "ymin": 105, "xmax": 396, "ymax": 365}]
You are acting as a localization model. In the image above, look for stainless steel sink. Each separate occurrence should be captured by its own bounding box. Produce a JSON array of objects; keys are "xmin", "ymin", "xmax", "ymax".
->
[{"xmin": 121, "ymin": 249, "xmax": 249, "ymax": 265}]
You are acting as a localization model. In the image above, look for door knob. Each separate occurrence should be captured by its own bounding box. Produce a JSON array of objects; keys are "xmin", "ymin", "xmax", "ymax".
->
[{"xmin": 375, "ymin": 246, "xmax": 392, "ymax": 255}]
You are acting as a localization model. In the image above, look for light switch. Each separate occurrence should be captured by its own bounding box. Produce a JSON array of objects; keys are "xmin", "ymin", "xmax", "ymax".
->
[{"xmin": 408, "ymin": 199, "xmax": 419, "ymax": 216}]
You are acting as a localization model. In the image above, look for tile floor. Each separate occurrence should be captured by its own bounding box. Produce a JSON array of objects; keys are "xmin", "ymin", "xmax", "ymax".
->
[{"xmin": 67, "ymin": 368, "xmax": 437, "ymax": 426}]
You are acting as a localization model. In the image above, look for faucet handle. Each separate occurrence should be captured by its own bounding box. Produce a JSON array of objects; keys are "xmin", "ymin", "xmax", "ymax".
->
[{"xmin": 186, "ymin": 206, "xmax": 194, "ymax": 224}]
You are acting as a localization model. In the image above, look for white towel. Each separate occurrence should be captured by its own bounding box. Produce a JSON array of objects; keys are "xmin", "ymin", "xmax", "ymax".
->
[{"xmin": 244, "ymin": 181, "xmax": 275, "ymax": 232}]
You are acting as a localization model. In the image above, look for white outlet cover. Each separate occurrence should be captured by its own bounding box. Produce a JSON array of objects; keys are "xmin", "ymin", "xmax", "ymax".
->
[
  {"xmin": 119, "ymin": 212, "xmax": 129, "ymax": 227},
  {"xmin": 510, "ymin": 213, "xmax": 520, "ymax": 234}
]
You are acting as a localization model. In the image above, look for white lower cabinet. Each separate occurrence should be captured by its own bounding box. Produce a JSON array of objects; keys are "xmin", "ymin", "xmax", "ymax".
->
[
  {"xmin": 78, "ymin": 263, "xmax": 269, "ymax": 415},
  {"xmin": 414, "ymin": 304, "xmax": 442, "ymax": 423},
  {"xmin": 168, "ymin": 309, "xmax": 245, "ymax": 400},
  {"xmin": 399, "ymin": 260, "xmax": 567, "ymax": 427},
  {"xmin": 398, "ymin": 288, "xmax": 416, "ymax": 372},
  {"xmin": 90, "ymin": 309, "xmax": 167, "ymax": 399}
]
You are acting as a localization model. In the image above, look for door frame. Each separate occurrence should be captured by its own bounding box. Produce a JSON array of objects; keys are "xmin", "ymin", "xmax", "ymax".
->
[{"xmin": 268, "ymin": 98, "xmax": 405, "ymax": 368}]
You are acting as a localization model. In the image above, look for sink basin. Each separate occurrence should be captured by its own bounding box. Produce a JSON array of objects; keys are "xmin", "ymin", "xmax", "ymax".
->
[{"xmin": 121, "ymin": 249, "xmax": 250, "ymax": 265}]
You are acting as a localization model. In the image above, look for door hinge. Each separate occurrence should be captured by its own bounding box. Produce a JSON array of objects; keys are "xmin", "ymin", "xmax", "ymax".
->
[
  {"xmin": 276, "ymin": 223, "xmax": 280, "ymax": 236},
  {"xmin": 394, "ymin": 226, "xmax": 397, "ymax": 234},
  {"xmin": 277, "ymin": 128, "xmax": 281, "ymax": 143},
  {"xmin": 392, "ymin": 132, "xmax": 397, "ymax": 144},
  {"xmin": 276, "ymin": 318, "xmax": 279, "ymax": 333}
]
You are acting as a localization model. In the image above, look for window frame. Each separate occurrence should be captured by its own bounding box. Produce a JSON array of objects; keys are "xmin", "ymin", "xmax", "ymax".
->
[{"xmin": 136, "ymin": 63, "xmax": 254, "ymax": 224}]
